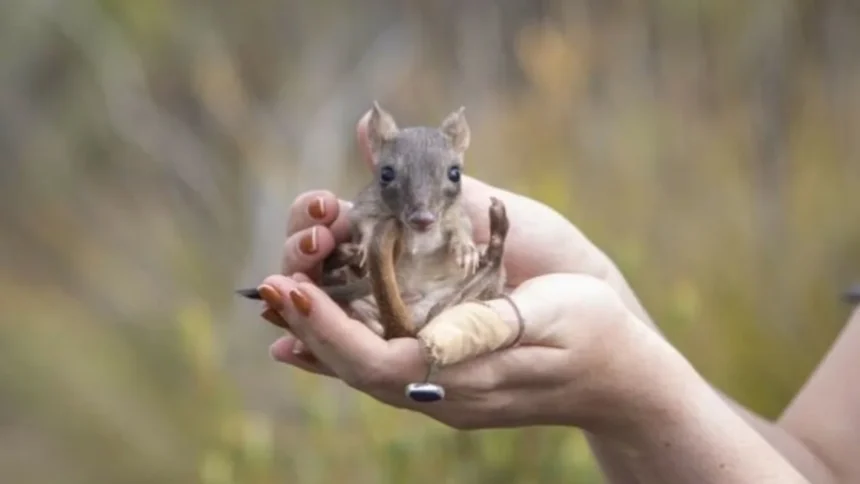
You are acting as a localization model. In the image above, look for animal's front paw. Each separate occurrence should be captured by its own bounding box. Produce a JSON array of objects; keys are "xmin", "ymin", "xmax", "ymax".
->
[
  {"xmin": 355, "ymin": 239, "xmax": 371, "ymax": 269},
  {"xmin": 452, "ymin": 239, "xmax": 480, "ymax": 275},
  {"xmin": 323, "ymin": 243, "xmax": 360, "ymax": 272}
]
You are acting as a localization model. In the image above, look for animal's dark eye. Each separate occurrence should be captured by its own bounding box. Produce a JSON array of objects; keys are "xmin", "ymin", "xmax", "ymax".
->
[
  {"xmin": 379, "ymin": 166, "xmax": 396, "ymax": 184},
  {"xmin": 447, "ymin": 165, "xmax": 461, "ymax": 183}
]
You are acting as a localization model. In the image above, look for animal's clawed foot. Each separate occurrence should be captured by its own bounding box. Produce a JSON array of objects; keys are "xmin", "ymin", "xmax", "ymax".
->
[
  {"xmin": 322, "ymin": 242, "xmax": 369, "ymax": 282},
  {"xmin": 323, "ymin": 243, "xmax": 358, "ymax": 269},
  {"xmin": 353, "ymin": 239, "xmax": 372, "ymax": 270},
  {"xmin": 480, "ymin": 196, "xmax": 509, "ymax": 268},
  {"xmin": 452, "ymin": 239, "xmax": 481, "ymax": 275},
  {"xmin": 326, "ymin": 240, "xmax": 370, "ymax": 271},
  {"xmin": 487, "ymin": 196, "xmax": 509, "ymax": 239}
]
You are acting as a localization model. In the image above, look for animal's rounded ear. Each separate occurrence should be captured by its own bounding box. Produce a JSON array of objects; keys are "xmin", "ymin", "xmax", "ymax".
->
[
  {"xmin": 364, "ymin": 101, "xmax": 398, "ymax": 164},
  {"xmin": 355, "ymin": 109, "xmax": 374, "ymax": 169},
  {"xmin": 440, "ymin": 106, "xmax": 470, "ymax": 153}
]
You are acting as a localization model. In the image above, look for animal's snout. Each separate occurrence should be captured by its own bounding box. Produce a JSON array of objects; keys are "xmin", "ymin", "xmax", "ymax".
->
[{"xmin": 407, "ymin": 211, "xmax": 436, "ymax": 231}]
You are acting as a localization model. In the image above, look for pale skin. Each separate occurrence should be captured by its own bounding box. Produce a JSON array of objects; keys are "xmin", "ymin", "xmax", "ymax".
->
[{"xmin": 250, "ymin": 110, "xmax": 860, "ymax": 484}]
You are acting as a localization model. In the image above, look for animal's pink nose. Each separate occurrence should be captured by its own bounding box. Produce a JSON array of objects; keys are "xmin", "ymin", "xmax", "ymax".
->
[{"xmin": 408, "ymin": 211, "xmax": 436, "ymax": 231}]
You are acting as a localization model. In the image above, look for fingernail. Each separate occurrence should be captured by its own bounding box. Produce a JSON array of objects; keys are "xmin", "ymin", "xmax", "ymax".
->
[
  {"xmin": 298, "ymin": 227, "xmax": 318, "ymax": 255},
  {"xmin": 289, "ymin": 288, "xmax": 312, "ymax": 316},
  {"xmin": 308, "ymin": 197, "xmax": 326, "ymax": 220},
  {"xmin": 257, "ymin": 284, "xmax": 284, "ymax": 311},
  {"xmin": 260, "ymin": 308, "xmax": 290, "ymax": 330}
]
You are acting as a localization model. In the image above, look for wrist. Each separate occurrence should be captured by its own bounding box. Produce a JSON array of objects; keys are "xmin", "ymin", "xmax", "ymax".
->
[
  {"xmin": 597, "ymin": 253, "xmax": 661, "ymax": 334},
  {"xmin": 579, "ymin": 316, "xmax": 810, "ymax": 483},
  {"xmin": 571, "ymin": 311, "xmax": 699, "ymax": 434}
]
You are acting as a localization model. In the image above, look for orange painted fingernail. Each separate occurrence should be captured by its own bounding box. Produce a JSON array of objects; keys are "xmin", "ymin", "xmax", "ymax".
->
[
  {"xmin": 298, "ymin": 227, "xmax": 318, "ymax": 254},
  {"xmin": 257, "ymin": 284, "xmax": 283, "ymax": 311},
  {"xmin": 307, "ymin": 197, "xmax": 326, "ymax": 220},
  {"xmin": 289, "ymin": 289, "xmax": 312, "ymax": 316},
  {"xmin": 260, "ymin": 308, "xmax": 290, "ymax": 330}
]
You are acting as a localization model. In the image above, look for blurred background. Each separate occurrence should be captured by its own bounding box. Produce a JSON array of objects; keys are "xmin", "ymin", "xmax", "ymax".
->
[{"xmin": 2, "ymin": 0, "xmax": 859, "ymax": 483}]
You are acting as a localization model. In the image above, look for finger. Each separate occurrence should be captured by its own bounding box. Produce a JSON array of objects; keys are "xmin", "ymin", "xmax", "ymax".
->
[
  {"xmin": 286, "ymin": 190, "xmax": 342, "ymax": 236},
  {"xmin": 262, "ymin": 302, "xmax": 325, "ymax": 370},
  {"xmin": 269, "ymin": 336, "xmax": 337, "ymax": 377},
  {"xmin": 260, "ymin": 275, "xmax": 400, "ymax": 385},
  {"xmin": 281, "ymin": 225, "xmax": 339, "ymax": 277},
  {"xmin": 269, "ymin": 277, "xmax": 327, "ymax": 364},
  {"xmin": 282, "ymin": 197, "xmax": 355, "ymax": 281}
]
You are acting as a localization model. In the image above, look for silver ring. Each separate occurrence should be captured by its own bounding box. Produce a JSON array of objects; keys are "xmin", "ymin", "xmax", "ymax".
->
[
  {"xmin": 499, "ymin": 294, "xmax": 525, "ymax": 349},
  {"xmin": 474, "ymin": 294, "xmax": 525, "ymax": 349},
  {"xmin": 405, "ymin": 339, "xmax": 445, "ymax": 403}
]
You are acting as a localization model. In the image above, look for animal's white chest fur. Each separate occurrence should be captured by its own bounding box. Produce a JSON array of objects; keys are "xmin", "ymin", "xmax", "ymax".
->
[
  {"xmin": 348, "ymin": 224, "xmax": 468, "ymax": 334},
  {"xmin": 397, "ymin": 226, "xmax": 461, "ymax": 297},
  {"xmin": 406, "ymin": 227, "xmax": 446, "ymax": 256}
]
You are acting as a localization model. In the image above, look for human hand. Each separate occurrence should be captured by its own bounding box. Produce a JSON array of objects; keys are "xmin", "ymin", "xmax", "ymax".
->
[
  {"xmin": 245, "ymin": 108, "xmax": 672, "ymax": 430},
  {"xmin": 258, "ymin": 268, "xmax": 667, "ymax": 430}
]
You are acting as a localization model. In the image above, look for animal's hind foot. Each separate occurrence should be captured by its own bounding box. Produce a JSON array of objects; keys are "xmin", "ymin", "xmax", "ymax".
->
[{"xmin": 481, "ymin": 197, "xmax": 509, "ymax": 269}]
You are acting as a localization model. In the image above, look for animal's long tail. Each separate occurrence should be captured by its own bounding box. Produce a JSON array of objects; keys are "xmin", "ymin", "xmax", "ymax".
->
[{"xmin": 367, "ymin": 218, "xmax": 415, "ymax": 338}]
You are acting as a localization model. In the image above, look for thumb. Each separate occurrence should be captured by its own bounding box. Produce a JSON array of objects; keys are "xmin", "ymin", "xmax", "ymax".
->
[
  {"xmin": 417, "ymin": 301, "xmax": 518, "ymax": 369},
  {"xmin": 416, "ymin": 274, "xmax": 620, "ymax": 369}
]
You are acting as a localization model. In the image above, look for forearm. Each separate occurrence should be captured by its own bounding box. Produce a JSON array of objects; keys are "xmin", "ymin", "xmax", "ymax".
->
[
  {"xmin": 585, "ymin": 391, "xmax": 832, "ymax": 484},
  {"xmin": 464, "ymin": 177, "xmax": 835, "ymax": 480},
  {"xmin": 584, "ymin": 319, "xmax": 810, "ymax": 484},
  {"xmin": 595, "ymin": 261, "xmax": 837, "ymax": 483}
]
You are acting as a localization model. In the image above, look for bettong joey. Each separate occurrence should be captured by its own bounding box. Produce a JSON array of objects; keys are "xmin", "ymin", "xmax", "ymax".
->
[{"xmin": 238, "ymin": 102, "xmax": 510, "ymax": 340}]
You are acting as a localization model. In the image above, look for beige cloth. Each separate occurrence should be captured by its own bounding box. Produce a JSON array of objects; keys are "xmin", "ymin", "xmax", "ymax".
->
[{"xmin": 416, "ymin": 301, "xmax": 517, "ymax": 368}]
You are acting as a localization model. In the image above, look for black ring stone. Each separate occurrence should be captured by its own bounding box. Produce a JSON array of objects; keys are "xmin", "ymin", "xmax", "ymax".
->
[{"xmin": 405, "ymin": 383, "xmax": 445, "ymax": 402}]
